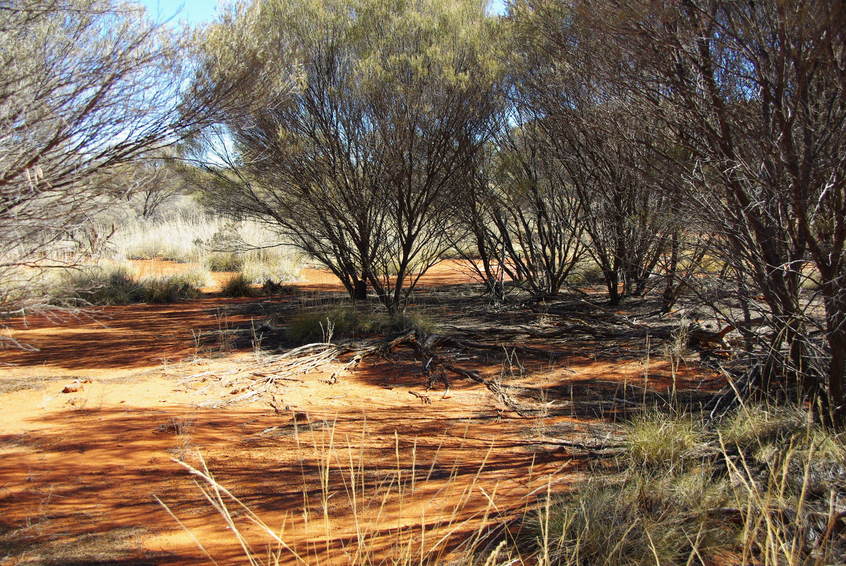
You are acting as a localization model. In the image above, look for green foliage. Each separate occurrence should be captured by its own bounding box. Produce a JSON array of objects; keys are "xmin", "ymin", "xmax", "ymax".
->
[
  {"xmin": 53, "ymin": 265, "xmax": 203, "ymax": 305},
  {"xmin": 523, "ymin": 472, "xmax": 734, "ymax": 566},
  {"xmin": 220, "ymin": 273, "xmax": 257, "ymax": 297},
  {"xmin": 219, "ymin": 0, "xmax": 502, "ymax": 96},
  {"xmin": 625, "ymin": 411, "xmax": 704, "ymax": 470},
  {"xmin": 197, "ymin": 0, "xmax": 501, "ymax": 313},
  {"xmin": 205, "ymin": 252, "xmax": 243, "ymax": 272},
  {"xmin": 286, "ymin": 305, "xmax": 434, "ymax": 344},
  {"xmin": 515, "ymin": 404, "xmax": 846, "ymax": 566}
]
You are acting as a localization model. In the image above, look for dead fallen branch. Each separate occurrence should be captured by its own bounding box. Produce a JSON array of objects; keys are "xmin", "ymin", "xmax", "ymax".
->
[
  {"xmin": 191, "ymin": 343, "xmax": 348, "ymax": 408},
  {"xmin": 408, "ymin": 390, "xmax": 432, "ymax": 404},
  {"xmin": 186, "ymin": 330, "xmax": 541, "ymax": 415},
  {"xmin": 0, "ymin": 334, "xmax": 40, "ymax": 352},
  {"xmin": 382, "ymin": 332, "xmax": 538, "ymax": 417}
]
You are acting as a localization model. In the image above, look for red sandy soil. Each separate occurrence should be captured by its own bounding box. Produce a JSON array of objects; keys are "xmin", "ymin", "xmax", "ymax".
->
[{"xmin": 0, "ymin": 261, "xmax": 716, "ymax": 565}]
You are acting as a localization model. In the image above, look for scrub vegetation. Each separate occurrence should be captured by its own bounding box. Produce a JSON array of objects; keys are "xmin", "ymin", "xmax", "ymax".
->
[{"xmin": 1, "ymin": 0, "xmax": 845, "ymax": 564}]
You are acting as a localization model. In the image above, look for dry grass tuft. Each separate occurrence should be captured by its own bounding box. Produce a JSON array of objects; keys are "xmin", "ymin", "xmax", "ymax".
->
[
  {"xmin": 161, "ymin": 421, "xmax": 519, "ymax": 565},
  {"xmin": 515, "ymin": 405, "xmax": 846, "ymax": 566},
  {"xmin": 624, "ymin": 411, "xmax": 705, "ymax": 470}
]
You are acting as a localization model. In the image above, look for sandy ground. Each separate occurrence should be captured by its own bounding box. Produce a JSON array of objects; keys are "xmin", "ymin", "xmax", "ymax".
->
[{"xmin": 0, "ymin": 262, "xmax": 718, "ymax": 565}]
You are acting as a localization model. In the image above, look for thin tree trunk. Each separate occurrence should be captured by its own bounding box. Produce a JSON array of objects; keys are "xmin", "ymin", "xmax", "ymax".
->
[
  {"xmin": 660, "ymin": 230, "xmax": 679, "ymax": 313},
  {"xmin": 605, "ymin": 269, "xmax": 621, "ymax": 306},
  {"xmin": 353, "ymin": 279, "xmax": 368, "ymax": 300},
  {"xmin": 823, "ymin": 288, "xmax": 846, "ymax": 426},
  {"xmin": 827, "ymin": 329, "xmax": 846, "ymax": 427}
]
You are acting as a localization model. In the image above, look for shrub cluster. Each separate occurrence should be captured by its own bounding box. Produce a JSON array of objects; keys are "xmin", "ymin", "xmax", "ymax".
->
[
  {"xmin": 286, "ymin": 305, "xmax": 434, "ymax": 344},
  {"xmin": 52, "ymin": 266, "xmax": 204, "ymax": 305},
  {"xmin": 513, "ymin": 405, "xmax": 846, "ymax": 566},
  {"xmin": 220, "ymin": 273, "xmax": 258, "ymax": 298}
]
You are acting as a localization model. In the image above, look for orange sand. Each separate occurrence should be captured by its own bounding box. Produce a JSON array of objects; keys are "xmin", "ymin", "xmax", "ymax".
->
[{"xmin": 0, "ymin": 261, "xmax": 716, "ymax": 564}]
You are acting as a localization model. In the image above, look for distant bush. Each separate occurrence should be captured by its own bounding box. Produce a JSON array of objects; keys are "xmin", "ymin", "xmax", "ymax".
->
[
  {"xmin": 112, "ymin": 212, "xmax": 221, "ymax": 262},
  {"xmin": 389, "ymin": 311, "xmax": 435, "ymax": 336},
  {"xmin": 286, "ymin": 305, "xmax": 434, "ymax": 344},
  {"xmin": 110, "ymin": 214, "xmax": 305, "ymax": 283},
  {"xmin": 221, "ymin": 273, "xmax": 258, "ymax": 297},
  {"xmin": 58, "ymin": 267, "xmax": 143, "ymax": 305},
  {"xmin": 239, "ymin": 247, "xmax": 302, "ymax": 283},
  {"xmin": 286, "ymin": 305, "xmax": 380, "ymax": 343},
  {"xmin": 261, "ymin": 279, "xmax": 296, "ymax": 296},
  {"xmin": 140, "ymin": 274, "xmax": 202, "ymax": 303},
  {"xmin": 53, "ymin": 264, "xmax": 204, "ymax": 305},
  {"xmin": 570, "ymin": 261, "xmax": 605, "ymax": 285},
  {"xmin": 205, "ymin": 252, "xmax": 243, "ymax": 272}
]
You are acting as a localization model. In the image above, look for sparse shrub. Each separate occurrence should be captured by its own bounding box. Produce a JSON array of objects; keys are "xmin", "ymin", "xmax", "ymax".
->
[
  {"xmin": 800, "ymin": 274, "xmax": 821, "ymax": 290},
  {"xmin": 172, "ymin": 267, "xmax": 213, "ymax": 291},
  {"xmin": 52, "ymin": 263, "xmax": 204, "ymax": 305},
  {"xmin": 389, "ymin": 311, "xmax": 435, "ymax": 337},
  {"xmin": 286, "ymin": 305, "xmax": 435, "ymax": 344},
  {"xmin": 240, "ymin": 247, "xmax": 302, "ymax": 283},
  {"xmin": 570, "ymin": 261, "xmax": 604, "ymax": 285},
  {"xmin": 523, "ymin": 472, "xmax": 734, "ymax": 566},
  {"xmin": 511, "ymin": 404, "xmax": 846, "ymax": 566},
  {"xmin": 139, "ymin": 274, "xmax": 202, "ymax": 303},
  {"xmin": 221, "ymin": 273, "xmax": 257, "ymax": 297},
  {"xmin": 110, "ymin": 213, "xmax": 305, "ymax": 280},
  {"xmin": 112, "ymin": 212, "xmax": 222, "ymax": 262},
  {"xmin": 665, "ymin": 318, "xmax": 691, "ymax": 359},
  {"xmin": 205, "ymin": 252, "xmax": 243, "ymax": 272},
  {"xmin": 261, "ymin": 279, "xmax": 295, "ymax": 296},
  {"xmin": 440, "ymin": 246, "xmax": 469, "ymax": 260},
  {"xmin": 52, "ymin": 264, "xmax": 141, "ymax": 305},
  {"xmin": 286, "ymin": 305, "xmax": 381, "ymax": 343},
  {"xmin": 718, "ymin": 403, "xmax": 808, "ymax": 450},
  {"xmin": 719, "ymin": 403, "xmax": 846, "ymax": 501}
]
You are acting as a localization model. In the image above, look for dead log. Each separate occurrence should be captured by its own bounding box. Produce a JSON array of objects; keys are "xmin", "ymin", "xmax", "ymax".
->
[
  {"xmin": 190, "ymin": 330, "xmax": 539, "ymax": 415},
  {"xmin": 379, "ymin": 331, "xmax": 536, "ymax": 416}
]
